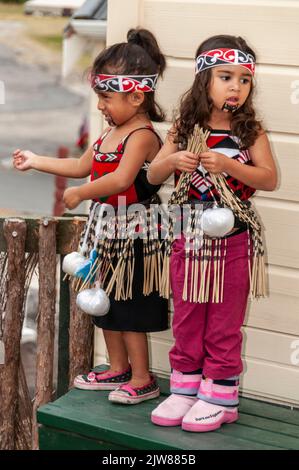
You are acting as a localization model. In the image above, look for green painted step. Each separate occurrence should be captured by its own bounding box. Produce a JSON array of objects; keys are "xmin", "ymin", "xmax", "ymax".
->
[{"xmin": 37, "ymin": 380, "xmax": 299, "ymax": 450}]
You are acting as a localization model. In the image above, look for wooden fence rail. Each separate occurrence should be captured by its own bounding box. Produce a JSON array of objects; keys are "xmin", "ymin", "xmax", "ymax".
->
[{"xmin": 0, "ymin": 215, "xmax": 93, "ymax": 450}]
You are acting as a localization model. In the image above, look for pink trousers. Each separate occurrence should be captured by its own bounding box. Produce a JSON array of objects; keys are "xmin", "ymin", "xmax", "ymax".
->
[{"xmin": 169, "ymin": 231, "xmax": 251, "ymax": 380}]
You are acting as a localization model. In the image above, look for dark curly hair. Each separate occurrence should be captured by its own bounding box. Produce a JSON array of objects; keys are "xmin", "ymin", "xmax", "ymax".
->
[
  {"xmin": 91, "ymin": 28, "xmax": 166, "ymax": 122},
  {"xmin": 173, "ymin": 35, "xmax": 262, "ymax": 149}
]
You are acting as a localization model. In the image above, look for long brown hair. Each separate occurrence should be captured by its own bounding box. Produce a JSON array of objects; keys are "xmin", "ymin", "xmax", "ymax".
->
[
  {"xmin": 91, "ymin": 28, "xmax": 166, "ymax": 122},
  {"xmin": 173, "ymin": 35, "xmax": 262, "ymax": 148}
]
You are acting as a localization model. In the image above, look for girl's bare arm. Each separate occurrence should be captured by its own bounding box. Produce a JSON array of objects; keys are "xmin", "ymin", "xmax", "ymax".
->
[
  {"xmin": 147, "ymin": 129, "xmax": 198, "ymax": 185},
  {"xmin": 13, "ymin": 145, "xmax": 94, "ymax": 179},
  {"xmin": 200, "ymin": 132, "xmax": 277, "ymax": 191}
]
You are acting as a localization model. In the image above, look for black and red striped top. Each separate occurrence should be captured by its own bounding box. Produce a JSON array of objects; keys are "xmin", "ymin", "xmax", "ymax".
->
[
  {"xmin": 90, "ymin": 126, "xmax": 162, "ymax": 206},
  {"xmin": 176, "ymin": 129, "xmax": 256, "ymax": 201}
]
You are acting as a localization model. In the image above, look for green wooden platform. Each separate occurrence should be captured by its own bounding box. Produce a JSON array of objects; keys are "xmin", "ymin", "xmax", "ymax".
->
[{"xmin": 37, "ymin": 379, "xmax": 299, "ymax": 450}]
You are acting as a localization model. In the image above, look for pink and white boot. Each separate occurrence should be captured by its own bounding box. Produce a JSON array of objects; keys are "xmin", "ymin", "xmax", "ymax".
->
[
  {"xmin": 151, "ymin": 369, "xmax": 201, "ymax": 427},
  {"xmin": 151, "ymin": 394, "xmax": 198, "ymax": 426},
  {"xmin": 182, "ymin": 399, "xmax": 238, "ymax": 432},
  {"xmin": 182, "ymin": 376, "xmax": 239, "ymax": 432}
]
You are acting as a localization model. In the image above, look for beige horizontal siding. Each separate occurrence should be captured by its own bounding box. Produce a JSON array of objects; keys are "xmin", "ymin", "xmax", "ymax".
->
[
  {"xmin": 143, "ymin": 0, "xmax": 299, "ymax": 66},
  {"xmin": 255, "ymin": 65, "xmax": 299, "ymax": 134},
  {"xmin": 258, "ymin": 133, "xmax": 299, "ymax": 203},
  {"xmin": 241, "ymin": 359, "xmax": 299, "ymax": 405},
  {"xmin": 243, "ymin": 327, "xmax": 299, "ymax": 367},
  {"xmin": 247, "ymin": 292, "xmax": 299, "ymax": 336},
  {"xmin": 254, "ymin": 198, "xmax": 299, "ymax": 269},
  {"xmin": 106, "ymin": 0, "xmax": 140, "ymax": 45},
  {"xmin": 245, "ymin": 265, "xmax": 299, "ymax": 335}
]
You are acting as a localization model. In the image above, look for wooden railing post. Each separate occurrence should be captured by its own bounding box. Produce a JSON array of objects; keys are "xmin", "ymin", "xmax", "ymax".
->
[
  {"xmin": 68, "ymin": 217, "xmax": 94, "ymax": 387},
  {"xmin": 0, "ymin": 219, "xmax": 26, "ymax": 450},
  {"xmin": 32, "ymin": 217, "xmax": 57, "ymax": 450}
]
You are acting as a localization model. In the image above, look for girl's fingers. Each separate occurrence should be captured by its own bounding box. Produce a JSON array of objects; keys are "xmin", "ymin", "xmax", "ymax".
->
[
  {"xmin": 187, "ymin": 155, "xmax": 199, "ymax": 163},
  {"xmin": 184, "ymin": 151, "xmax": 197, "ymax": 157},
  {"xmin": 200, "ymin": 155, "xmax": 211, "ymax": 162},
  {"xmin": 182, "ymin": 156, "xmax": 199, "ymax": 164},
  {"xmin": 182, "ymin": 152, "xmax": 198, "ymax": 162},
  {"xmin": 199, "ymin": 151, "xmax": 213, "ymax": 158},
  {"xmin": 185, "ymin": 161, "xmax": 199, "ymax": 169},
  {"xmin": 181, "ymin": 166, "xmax": 197, "ymax": 173}
]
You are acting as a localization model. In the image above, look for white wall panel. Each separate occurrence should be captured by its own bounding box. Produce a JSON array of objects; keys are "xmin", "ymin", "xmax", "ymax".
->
[
  {"xmin": 258, "ymin": 133, "xmax": 299, "ymax": 203},
  {"xmin": 254, "ymin": 198, "xmax": 299, "ymax": 269},
  {"xmin": 144, "ymin": 0, "xmax": 299, "ymax": 66},
  {"xmin": 241, "ymin": 359, "xmax": 299, "ymax": 405}
]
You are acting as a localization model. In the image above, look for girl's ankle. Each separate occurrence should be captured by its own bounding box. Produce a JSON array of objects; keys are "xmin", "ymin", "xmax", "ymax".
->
[
  {"xmin": 108, "ymin": 363, "xmax": 130, "ymax": 374},
  {"xmin": 129, "ymin": 373, "xmax": 152, "ymax": 388}
]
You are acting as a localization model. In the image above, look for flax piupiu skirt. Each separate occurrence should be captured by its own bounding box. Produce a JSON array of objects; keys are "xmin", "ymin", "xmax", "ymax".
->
[{"xmin": 92, "ymin": 239, "xmax": 169, "ymax": 332}]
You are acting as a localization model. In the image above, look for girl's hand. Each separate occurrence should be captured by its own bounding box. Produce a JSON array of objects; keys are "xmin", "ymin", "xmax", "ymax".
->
[
  {"xmin": 170, "ymin": 151, "xmax": 199, "ymax": 173},
  {"xmin": 13, "ymin": 149, "xmax": 37, "ymax": 171},
  {"xmin": 200, "ymin": 151, "xmax": 228, "ymax": 174},
  {"xmin": 63, "ymin": 187, "xmax": 82, "ymax": 210}
]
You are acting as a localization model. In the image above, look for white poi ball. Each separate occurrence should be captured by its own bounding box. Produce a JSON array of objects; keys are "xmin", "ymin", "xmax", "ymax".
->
[
  {"xmin": 62, "ymin": 252, "xmax": 87, "ymax": 276},
  {"xmin": 202, "ymin": 207, "xmax": 235, "ymax": 238},
  {"xmin": 76, "ymin": 287, "xmax": 110, "ymax": 316}
]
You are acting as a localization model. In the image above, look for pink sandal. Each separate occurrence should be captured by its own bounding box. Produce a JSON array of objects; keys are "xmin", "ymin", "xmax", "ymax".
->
[
  {"xmin": 73, "ymin": 365, "xmax": 132, "ymax": 391},
  {"xmin": 108, "ymin": 375, "xmax": 160, "ymax": 404}
]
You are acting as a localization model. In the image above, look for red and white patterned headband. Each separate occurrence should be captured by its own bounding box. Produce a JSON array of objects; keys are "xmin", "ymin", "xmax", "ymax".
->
[
  {"xmin": 195, "ymin": 48, "xmax": 255, "ymax": 76},
  {"xmin": 91, "ymin": 74, "xmax": 158, "ymax": 92}
]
